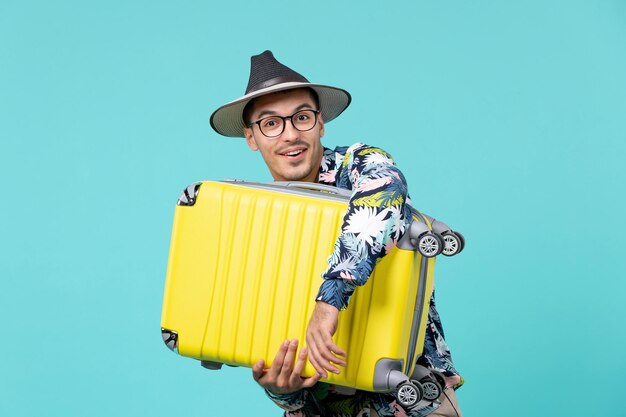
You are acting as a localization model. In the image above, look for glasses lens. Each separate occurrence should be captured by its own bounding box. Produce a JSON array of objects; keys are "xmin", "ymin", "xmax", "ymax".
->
[
  {"xmin": 259, "ymin": 117, "xmax": 284, "ymax": 137},
  {"xmin": 292, "ymin": 110, "xmax": 316, "ymax": 131}
]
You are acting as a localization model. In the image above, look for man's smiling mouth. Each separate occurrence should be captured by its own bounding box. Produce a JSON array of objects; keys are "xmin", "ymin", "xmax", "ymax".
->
[{"xmin": 280, "ymin": 148, "xmax": 307, "ymax": 159}]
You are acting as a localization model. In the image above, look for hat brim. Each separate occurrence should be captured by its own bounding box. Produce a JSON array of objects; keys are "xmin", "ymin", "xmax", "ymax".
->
[{"xmin": 209, "ymin": 82, "xmax": 351, "ymax": 138}]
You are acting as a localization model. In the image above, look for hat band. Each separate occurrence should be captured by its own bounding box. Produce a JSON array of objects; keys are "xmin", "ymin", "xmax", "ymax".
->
[{"xmin": 247, "ymin": 75, "xmax": 308, "ymax": 94}]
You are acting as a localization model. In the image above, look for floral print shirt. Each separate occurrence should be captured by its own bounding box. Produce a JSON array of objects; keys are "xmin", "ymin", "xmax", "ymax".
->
[
  {"xmin": 315, "ymin": 144, "xmax": 413, "ymax": 311},
  {"xmin": 265, "ymin": 143, "xmax": 462, "ymax": 417}
]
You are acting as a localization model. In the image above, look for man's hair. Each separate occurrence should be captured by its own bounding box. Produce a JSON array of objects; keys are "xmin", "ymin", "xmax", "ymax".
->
[{"xmin": 242, "ymin": 87, "xmax": 320, "ymax": 126}]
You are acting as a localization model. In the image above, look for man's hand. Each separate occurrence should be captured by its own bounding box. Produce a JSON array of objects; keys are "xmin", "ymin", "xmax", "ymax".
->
[
  {"xmin": 252, "ymin": 339, "xmax": 321, "ymax": 395},
  {"xmin": 305, "ymin": 301, "xmax": 347, "ymax": 378}
]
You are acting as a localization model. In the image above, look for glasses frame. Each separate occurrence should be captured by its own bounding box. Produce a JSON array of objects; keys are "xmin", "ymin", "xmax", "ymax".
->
[{"xmin": 248, "ymin": 109, "xmax": 320, "ymax": 138}]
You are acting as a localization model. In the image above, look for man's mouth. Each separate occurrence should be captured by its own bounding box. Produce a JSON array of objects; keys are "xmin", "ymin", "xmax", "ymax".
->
[{"xmin": 281, "ymin": 148, "xmax": 307, "ymax": 159}]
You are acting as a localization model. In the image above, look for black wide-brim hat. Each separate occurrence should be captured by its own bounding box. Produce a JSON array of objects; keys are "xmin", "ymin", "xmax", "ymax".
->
[{"xmin": 210, "ymin": 50, "xmax": 352, "ymax": 138}]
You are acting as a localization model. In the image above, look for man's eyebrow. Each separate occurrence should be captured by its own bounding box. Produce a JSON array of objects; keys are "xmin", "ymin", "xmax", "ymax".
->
[{"xmin": 254, "ymin": 103, "xmax": 316, "ymax": 120}]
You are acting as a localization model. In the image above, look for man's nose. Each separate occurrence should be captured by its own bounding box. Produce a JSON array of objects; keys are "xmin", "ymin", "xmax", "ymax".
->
[{"xmin": 280, "ymin": 118, "xmax": 298, "ymax": 141}]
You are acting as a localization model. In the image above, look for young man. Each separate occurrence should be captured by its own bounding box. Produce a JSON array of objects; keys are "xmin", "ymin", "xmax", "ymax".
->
[{"xmin": 210, "ymin": 51, "xmax": 463, "ymax": 417}]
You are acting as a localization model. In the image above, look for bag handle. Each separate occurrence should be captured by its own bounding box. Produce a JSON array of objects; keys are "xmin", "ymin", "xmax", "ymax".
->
[{"xmin": 276, "ymin": 181, "xmax": 353, "ymax": 198}]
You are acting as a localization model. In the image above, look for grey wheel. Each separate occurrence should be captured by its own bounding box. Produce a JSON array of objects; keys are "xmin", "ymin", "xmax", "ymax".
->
[
  {"xmin": 442, "ymin": 233, "xmax": 460, "ymax": 256},
  {"xmin": 454, "ymin": 231, "xmax": 465, "ymax": 253},
  {"xmin": 161, "ymin": 328, "xmax": 178, "ymax": 352},
  {"xmin": 396, "ymin": 381, "xmax": 423, "ymax": 408},
  {"xmin": 431, "ymin": 370, "xmax": 447, "ymax": 389},
  {"xmin": 418, "ymin": 233, "xmax": 442, "ymax": 258},
  {"xmin": 200, "ymin": 361, "xmax": 223, "ymax": 370},
  {"xmin": 421, "ymin": 379, "xmax": 442, "ymax": 401}
]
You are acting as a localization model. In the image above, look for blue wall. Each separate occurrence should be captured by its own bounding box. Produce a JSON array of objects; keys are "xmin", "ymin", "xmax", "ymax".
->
[{"xmin": 2, "ymin": 1, "xmax": 625, "ymax": 416}]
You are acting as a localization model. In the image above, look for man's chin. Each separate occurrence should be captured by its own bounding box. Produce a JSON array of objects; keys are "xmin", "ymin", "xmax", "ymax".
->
[{"xmin": 279, "ymin": 168, "xmax": 314, "ymax": 182}]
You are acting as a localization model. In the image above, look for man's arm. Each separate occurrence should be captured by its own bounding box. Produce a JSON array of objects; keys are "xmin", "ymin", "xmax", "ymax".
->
[
  {"xmin": 317, "ymin": 143, "xmax": 412, "ymax": 309},
  {"xmin": 305, "ymin": 301, "xmax": 346, "ymax": 378},
  {"xmin": 307, "ymin": 143, "xmax": 413, "ymax": 376}
]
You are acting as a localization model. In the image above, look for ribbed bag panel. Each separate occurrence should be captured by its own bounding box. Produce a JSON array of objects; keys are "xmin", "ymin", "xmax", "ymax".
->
[{"xmin": 199, "ymin": 183, "xmax": 345, "ymax": 366}]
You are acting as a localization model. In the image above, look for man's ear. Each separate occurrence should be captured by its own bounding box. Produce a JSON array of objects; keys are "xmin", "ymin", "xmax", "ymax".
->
[
  {"xmin": 243, "ymin": 127, "xmax": 259, "ymax": 151},
  {"xmin": 318, "ymin": 114, "xmax": 325, "ymax": 138}
]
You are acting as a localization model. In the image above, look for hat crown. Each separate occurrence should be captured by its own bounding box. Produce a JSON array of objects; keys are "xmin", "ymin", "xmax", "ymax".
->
[
  {"xmin": 245, "ymin": 50, "xmax": 309, "ymax": 94},
  {"xmin": 210, "ymin": 50, "xmax": 351, "ymax": 137}
]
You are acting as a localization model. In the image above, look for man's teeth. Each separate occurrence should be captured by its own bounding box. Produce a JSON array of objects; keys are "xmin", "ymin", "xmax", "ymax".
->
[{"xmin": 285, "ymin": 150, "xmax": 303, "ymax": 156}]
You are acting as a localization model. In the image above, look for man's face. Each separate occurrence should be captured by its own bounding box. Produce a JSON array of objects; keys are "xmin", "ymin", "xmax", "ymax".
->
[{"xmin": 243, "ymin": 88, "xmax": 325, "ymax": 183}]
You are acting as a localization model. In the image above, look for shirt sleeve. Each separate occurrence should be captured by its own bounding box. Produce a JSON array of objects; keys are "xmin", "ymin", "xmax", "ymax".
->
[
  {"xmin": 264, "ymin": 389, "xmax": 309, "ymax": 413},
  {"xmin": 315, "ymin": 143, "xmax": 413, "ymax": 310},
  {"xmin": 264, "ymin": 384, "xmax": 330, "ymax": 417}
]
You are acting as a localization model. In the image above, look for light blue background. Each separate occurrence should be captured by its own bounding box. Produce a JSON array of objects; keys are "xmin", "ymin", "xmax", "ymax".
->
[{"xmin": 1, "ymin": 1, "xmax": 625, "ymax": 416}]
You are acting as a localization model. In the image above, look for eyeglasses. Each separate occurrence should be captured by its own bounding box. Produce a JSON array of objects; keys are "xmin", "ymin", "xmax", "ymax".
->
[{"xmin": 249, "ymin": 109, "xmax": 320, "ymax": 138}]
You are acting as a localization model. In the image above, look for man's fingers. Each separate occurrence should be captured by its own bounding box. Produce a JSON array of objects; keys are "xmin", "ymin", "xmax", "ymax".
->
[
  {"xmin": 280, "ymin": 339, "xmax": 298, "ymax": 376},
  {"xmin": 290, "ymin": 346, "xmax": 307, "ymax": 377},
  {"xmin": 329, "ymin": 343, "xmax": 347, "ymax": 360},
  {"xmin": 312, "ymin": 329, "xmax": 347, "ymax": 370},
  {"xmin": 291, "ymin": 347, "xmax": 322, "ymax": 388},
  {"xmin": 306, "ymin": 334, "xmax": 328, "ymax": 378},
  {"xmin": 268, "ymin": 340, "xmax": 289, "ymax": 376},
  {"xmin": 307, "ymin": 335, "xmax": 346, "ymax": 376},
  {"xmin": 327, "ymin": 344, "xmax": 347, "ymax": 367},
  {"xmin": 319, "ymin": 352, "xmax": 341, "ymax": 374},
  {"xmin": 253, "ymin": 340, "xmax": 324, "ymax": 394},
  {"xmin": 252, "ymin": 359, "xmax": 265, "ymax": 382},
  {"xmin": 289, "ymin": 346, "xmax": 314, "ymax": 386},
  {"xmin": 301, "ymin": 372, "xmax": 322, "ymax": 389},
  {"xmin": 319, "ymin": 329, "xmax": 347, "ymax": 366},
  {"xmin": 308, "ymin": 334, "xmax": 333, "ymax": 375},
  {"xmin": 315, "ymin": 327, "xmax": 346, "ymax": 360}
]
